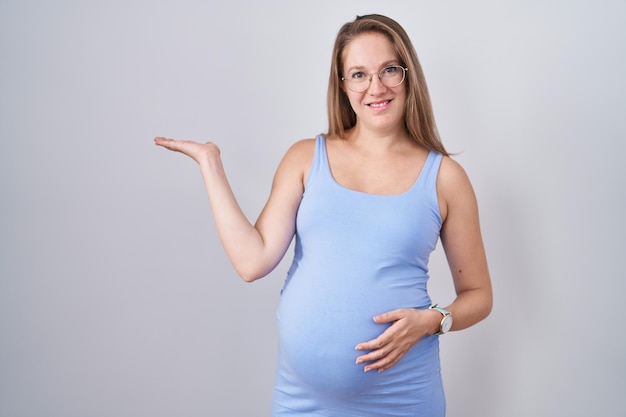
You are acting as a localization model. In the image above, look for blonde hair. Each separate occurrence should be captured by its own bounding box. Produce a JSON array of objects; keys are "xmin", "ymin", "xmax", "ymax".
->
[{"xmin": 327, "ymin": 14, "xmax": 448, "ymax": 155}]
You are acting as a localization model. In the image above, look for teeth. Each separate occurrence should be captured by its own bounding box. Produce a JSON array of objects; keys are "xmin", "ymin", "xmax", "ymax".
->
[{"xmin": 369, "ymin": 101, "xmax": 389, "ymax": 107}]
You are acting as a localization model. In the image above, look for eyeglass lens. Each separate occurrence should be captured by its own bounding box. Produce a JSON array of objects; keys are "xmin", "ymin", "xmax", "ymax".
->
[{"xmin": 343, "ymin": 66, "xmax": 406, "ymax": 92}]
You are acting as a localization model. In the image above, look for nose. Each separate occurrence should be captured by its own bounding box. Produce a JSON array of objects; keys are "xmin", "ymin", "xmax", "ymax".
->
[{"xmin": 367, "ymin": 73, "xmax": 387, "ymax": 94}]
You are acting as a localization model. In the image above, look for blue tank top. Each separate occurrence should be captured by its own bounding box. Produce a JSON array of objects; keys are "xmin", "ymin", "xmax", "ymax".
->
[{"xmin": 272, "ymin": 135, "xmax": 445, "ymax": 417}]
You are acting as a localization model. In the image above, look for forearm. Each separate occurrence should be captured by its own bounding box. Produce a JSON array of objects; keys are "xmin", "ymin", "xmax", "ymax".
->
[
  {"xmin": 444, "ymin": 287, "xmax": 492, "ymax": 332},
  {"xmin": 154, "ymin": 136, "xmax": 303, "ymax": 282},
  {"xmin": 199, "ymin": 156, "xmax": 271, "ymax": 281}
]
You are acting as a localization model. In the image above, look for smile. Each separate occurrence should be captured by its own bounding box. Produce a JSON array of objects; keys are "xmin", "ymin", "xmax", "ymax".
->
[{"xmin": 367, "ymin": 100, "xmax": 392, "ymax": 110}]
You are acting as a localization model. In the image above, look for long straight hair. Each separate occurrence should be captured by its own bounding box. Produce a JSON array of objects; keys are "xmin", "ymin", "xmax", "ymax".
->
[{"xmin": 327, "ymin": 14, "xmax": 448, "ymax": 155}]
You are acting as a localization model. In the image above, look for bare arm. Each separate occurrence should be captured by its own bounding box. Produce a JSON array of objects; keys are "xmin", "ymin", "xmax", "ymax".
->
[
  {"xmin": 436, "ymin": 156, "xmax": 493, "ymax": 331},
  {"xmin": 154, "ymin": 137, "xmax": 312, "ymax": 282}
]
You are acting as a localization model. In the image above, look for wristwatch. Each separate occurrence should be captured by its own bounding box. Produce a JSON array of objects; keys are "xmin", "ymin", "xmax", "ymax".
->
[{"xmin": 429, "ymin": 304, "xmax": 453, "ymax": 335}]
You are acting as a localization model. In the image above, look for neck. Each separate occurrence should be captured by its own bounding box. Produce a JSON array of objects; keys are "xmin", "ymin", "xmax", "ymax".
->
[{"xmin": 345, "ymin": 123, "xmax": 412, "ymax": 152}]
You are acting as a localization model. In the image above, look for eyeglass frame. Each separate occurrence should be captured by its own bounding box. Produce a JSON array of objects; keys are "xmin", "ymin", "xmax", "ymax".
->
[{"xmin": 341, "ymin": 65, "xmax": 409, "ymax": 93}]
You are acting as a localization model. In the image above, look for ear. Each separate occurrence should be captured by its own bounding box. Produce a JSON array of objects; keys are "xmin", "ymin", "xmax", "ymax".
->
[{"xmin": 338, "ymin": 76, "xmax": 346, "ymax": 92}]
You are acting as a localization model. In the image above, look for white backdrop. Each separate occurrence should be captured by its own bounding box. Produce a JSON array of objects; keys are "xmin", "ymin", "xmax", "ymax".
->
[{"xmin": 1, "ymin": 1, "xmax": 624, "ymax": 416}]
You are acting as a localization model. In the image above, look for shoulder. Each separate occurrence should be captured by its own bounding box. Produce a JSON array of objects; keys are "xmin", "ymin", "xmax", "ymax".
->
[
  {"xmin": 285, "ymin": 137, "xmax": 317, "ymax": 158},
  {"xmin": 436, "ymin": 155, "xmax": 477, "ymax": 222},
  {"xmin": 274, "ymin": 137, "xmax": 317, "ymax": 188},
  {"xmin": 437, "ymin": 155, "xmax": 471, "ymax": 189},
  {"xmin": 280, "ymin": 137, "xmax": 316, "ymax": 169}
]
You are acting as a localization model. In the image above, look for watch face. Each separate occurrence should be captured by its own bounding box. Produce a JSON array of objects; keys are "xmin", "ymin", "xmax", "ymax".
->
[{"xmin": 441, "ymin": 316, "xmax": 453, "ymax": 333}]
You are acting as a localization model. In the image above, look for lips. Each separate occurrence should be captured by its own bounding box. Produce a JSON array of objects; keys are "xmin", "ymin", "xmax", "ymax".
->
[{"xmin": 367, "ymin": 99, "xmax": 392, "ymax": 110}]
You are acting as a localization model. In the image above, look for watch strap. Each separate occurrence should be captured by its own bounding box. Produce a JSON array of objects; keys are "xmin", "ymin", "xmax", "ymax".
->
[
  {"xmin": 429, "ymin": 304, "xmax": 450, "ymax": 317},
  {"xmin": 429, "ymin": 304, "xmax": 452, "ymax": 334}
]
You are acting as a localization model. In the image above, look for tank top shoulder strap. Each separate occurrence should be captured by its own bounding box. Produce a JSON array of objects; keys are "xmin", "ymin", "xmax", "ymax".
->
[
  {"xmin": 420, "ymin": 151, "xmax": 443, "ymax": 187},
  {"xmin": 405, "ymin": 150, "xmax": 443, "ymax": 224},
  {"xmin": 410, "ymin": 150, "xmax": 443, "ymax": 199},
  {"xmin": 304, "ymin": 134, "xmax": 331, "ymax": 190}
]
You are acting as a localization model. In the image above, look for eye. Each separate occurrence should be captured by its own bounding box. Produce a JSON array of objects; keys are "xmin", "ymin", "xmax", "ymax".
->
[
  {"xmin": 382, "ymin": 66, "xmax": 399, "ymax": 75},
  {"xmin": 349, "ymin": 71, "xmax": 366, "ymax": 80}
]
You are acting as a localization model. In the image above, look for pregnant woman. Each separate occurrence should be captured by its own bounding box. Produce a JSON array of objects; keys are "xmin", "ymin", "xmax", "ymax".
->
[{"xmin": 155, "ymin": 14, "xmax": 492, "ymax": 417}]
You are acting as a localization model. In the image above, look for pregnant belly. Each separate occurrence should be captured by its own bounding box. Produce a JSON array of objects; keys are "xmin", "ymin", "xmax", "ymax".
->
[{"xmin": 276, "ymin": 285, "xmax": 394, "ymax": 397}]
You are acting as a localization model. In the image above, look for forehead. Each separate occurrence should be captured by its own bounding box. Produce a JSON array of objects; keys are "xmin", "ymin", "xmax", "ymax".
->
[{"xmin": 342, "ymin": 32, "xmax": 397, "ymax": 69}]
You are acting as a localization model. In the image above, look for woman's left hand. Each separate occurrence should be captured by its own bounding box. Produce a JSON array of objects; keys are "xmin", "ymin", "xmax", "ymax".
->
[{"xmin": 354, "ymin": 308, "xmax": 439, "ymax": 372}]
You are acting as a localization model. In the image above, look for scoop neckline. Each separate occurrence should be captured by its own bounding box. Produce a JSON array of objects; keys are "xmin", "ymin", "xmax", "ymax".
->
[{"xmin": 321, "ymin": 135, "xmax": 432, "ymax": 197}]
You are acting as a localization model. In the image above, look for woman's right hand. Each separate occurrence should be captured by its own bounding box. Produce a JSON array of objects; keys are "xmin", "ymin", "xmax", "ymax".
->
[
  {"xmin": 154, "ymin": 136, "xmax": 220, "ymax": 165},
  {"xmin": 152, "ymin": 136, "xmax": 311, "ymax": 282}
]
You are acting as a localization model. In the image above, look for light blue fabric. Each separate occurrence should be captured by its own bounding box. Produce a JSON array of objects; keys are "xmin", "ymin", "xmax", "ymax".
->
[{"xmin": 272, "ymin": 135, "xmax": 445, "ymax": 417}]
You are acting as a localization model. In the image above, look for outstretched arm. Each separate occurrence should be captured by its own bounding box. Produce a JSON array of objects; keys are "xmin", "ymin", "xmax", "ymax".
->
[{"xmin": 154, "ymin": 137, "xmax": 310, "ymax": 282}]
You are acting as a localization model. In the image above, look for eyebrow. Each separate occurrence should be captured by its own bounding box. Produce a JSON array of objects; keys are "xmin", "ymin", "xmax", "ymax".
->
[{"xmin": 345, "ymin": 60, "xmax": 399, "ymax": 73}]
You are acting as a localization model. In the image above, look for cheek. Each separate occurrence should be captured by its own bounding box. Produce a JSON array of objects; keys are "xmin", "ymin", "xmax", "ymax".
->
[
  {"xmin": 396, "ymin": 90, "xmax": 408, "ymax": 110},
  {"xmin": 344, "ymin": 91, "xmax": 363, "ymax": 110}
]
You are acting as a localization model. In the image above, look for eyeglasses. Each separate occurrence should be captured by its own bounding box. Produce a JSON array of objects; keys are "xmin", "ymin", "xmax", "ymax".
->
[{"xmin": 341, "ymin": 65, "xmax": 408, "ymax": 93}]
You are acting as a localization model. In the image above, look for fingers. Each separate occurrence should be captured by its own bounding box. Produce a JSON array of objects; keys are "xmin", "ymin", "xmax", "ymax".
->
[
  {"xmin": 354, "ymin": 329, "xmax": 396, "ymax": 372},
  {"xmin": 364, "ymin": 349, "xmax": 404, "ymax": 373},
  {"xmin": 355, "ymin": 332, "xmax": 385, "ymax": 352},
  {"xmin": 355, "ymin": 309, "xmax": 409, "ymax": 351},
  {"xmin": 372, "ymin": 309, "xmax": 404, "ymax": 324},
  {"xmin": 154, "ymin": 136, "xmax": 172, "ymax": 145},
  {"xmin": 355, "ymin": 336, "xmax": 407, "ymax": 373},
  {"xmin": 355, "ymin": 311, "xmax": 406, "ymax": 352},
  {"xmin": 154, "ymin": 136, "xmax": 221, "ymax": 162},
  {"xmin": 356, "ymin": 340, "xmax": 393, "ymax": 372},
  {"xmin": 154, "ymin": 136, "xmax": 186, "ymax": 152},
  {"xmin": 354, "ymin": 309, "xmax": 422, "ymax": 372}
]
